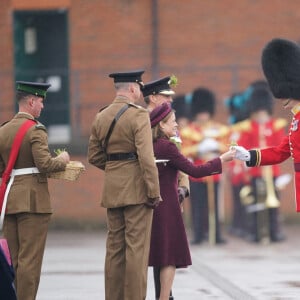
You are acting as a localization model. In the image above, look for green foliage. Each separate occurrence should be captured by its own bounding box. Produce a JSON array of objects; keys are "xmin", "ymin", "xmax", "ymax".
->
[
  {"xmin": 169, "ymin": 75, "xmax": 178, "ymax": 87},
  {"xmin": 54, "ymin": 148, "xmax": 66, "ymax": 155}
]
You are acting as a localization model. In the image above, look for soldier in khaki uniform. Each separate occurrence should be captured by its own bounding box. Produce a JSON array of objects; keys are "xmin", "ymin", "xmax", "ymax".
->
[
  {"xmin": 0, "ymin": 81, "xmax": 70, "ymax": 300},
  {"xmin": 88, "ymin": 70, "xmax": 161, "ymax": 300}
]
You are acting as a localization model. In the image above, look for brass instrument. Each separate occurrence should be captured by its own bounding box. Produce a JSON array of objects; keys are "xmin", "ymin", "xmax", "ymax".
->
[
  {"xmin": 239, "ymin": 122, "xmax": 280, "ymax": 243},
  {"xmin": 256, "ymin": 123, "xmax": 279, "ymax": 243},
  {"xmin": 240, "ymin": 166, "xmax": 280, "ymax": 209},
  {"xmin": 207, "ymin": 176, "xmax": 216, "ymax": 245},
  {"xmin": 239, "ymin": 185, "xmax": 255, "ymax": 205},
  {"xmin": 262, "ymin": 166, "xmax": 280, "ymax": 208}
]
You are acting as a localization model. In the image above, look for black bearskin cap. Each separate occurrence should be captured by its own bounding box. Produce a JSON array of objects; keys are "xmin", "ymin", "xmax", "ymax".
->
[
  {"xmin": 261, "ymin": 38, "xmax": 300, "ymax": 100},
  {"xmin": 190, "ymin": 87, "xmax": 215, "ymax": 118},
  {"xmin": 172, "ymin": 94, "xmax": 190, "ymax": 119},
  {"xmin": 246, "ymin": 87, "xmax": 274, "ymax": 115}
]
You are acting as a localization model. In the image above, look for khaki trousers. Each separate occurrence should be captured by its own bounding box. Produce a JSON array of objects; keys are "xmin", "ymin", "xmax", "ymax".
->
[
  {"xmin": 3, "ymin": 213, "xmax": 51, "ymax": 300},
  {"xmin": 105, "ymin": 204, "xmax": 153, "ymax": 300}
]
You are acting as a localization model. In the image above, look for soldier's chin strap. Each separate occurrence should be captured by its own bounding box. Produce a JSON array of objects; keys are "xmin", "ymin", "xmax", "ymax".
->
[
  {"xmin": 283, "ymin": 98, "xmax": 291, "ymax": 108},
  {"xmin": 0, "ymin": 119, "xmax": 36, "ymax": 231}
]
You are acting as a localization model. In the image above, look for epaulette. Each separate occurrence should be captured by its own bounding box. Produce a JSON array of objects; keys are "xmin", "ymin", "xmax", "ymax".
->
[
  {"xmin": 230, "ymin": 119, "xmax": 251, "ymax": 133},
  {"xmin": 180, "ymin": 127, "xmax": 203, "ymax": 142},
  {"xmin": 98, "ymin": 105, "xmax": 109, "ymax": 113},
  {"xmin": 128, "ymin": 102, "xmax": 142, "ymax": 109},
  {"xmin": 274, "ymin": 118, "xmax": 288, "ymax": 131},
  {"xmin": 217, "ymin": 124, "xmax": 230, "ymax": 137},
  {"xmin": 35, "ymin": 121, "xmax": 47, "ymax": 131},
  {"xmin": 0, "ymin": 121, "xmax": 9, "ymax": 127}
]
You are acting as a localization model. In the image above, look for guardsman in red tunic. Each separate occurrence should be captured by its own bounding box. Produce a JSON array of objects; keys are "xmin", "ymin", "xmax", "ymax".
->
[
  {"xmin": 235, "ymin": 86, "xmax": 287, "ymax": 242},
  {"xmin": 233, "ymin": 38, "xmax": 300, "ymax": 213}
]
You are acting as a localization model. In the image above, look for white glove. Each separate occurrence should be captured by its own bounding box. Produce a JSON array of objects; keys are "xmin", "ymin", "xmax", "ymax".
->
[
  {"xmin": 275, "ymin": 173, "xmax": 292, "ymax": 190},
  {"xmin": 231, "ymin": 145, "xmax": 250, "ymax": 161},
  {"xmin": 198, "ymin": 138, "xmax": 220, "ymax": 154}
]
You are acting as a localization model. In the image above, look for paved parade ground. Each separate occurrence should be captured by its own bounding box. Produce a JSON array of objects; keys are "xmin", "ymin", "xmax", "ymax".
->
[{"xmin": 38, "ymin": 225, "xmax": 300, "ymax": 300}]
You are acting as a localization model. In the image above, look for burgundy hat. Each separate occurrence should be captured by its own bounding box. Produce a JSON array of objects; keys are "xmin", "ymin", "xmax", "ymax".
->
[{"xmin": 150, "ymin": 103, "xmax": 172, "ymax": 127}]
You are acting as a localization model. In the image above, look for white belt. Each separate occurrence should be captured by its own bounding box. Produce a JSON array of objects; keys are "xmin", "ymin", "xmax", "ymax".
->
[
  {"xmin": 11, "ymin": 167, "xmax": 39, "ymax": 176},
  {"xmin": 0, "ymin": 167, "xmax": 40, "ymax": 230}
]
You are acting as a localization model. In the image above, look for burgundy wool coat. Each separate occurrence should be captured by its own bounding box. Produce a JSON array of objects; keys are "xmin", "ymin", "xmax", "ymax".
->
[{"xmin": 149, "ymin": 137, "xmax": 222, "ymax": 268}]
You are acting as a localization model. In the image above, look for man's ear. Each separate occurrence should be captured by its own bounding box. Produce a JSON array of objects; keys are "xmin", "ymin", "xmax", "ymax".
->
[
  {"xmin": 149, "ymin": 94, "xmax": 157, "ymax": 104},
  {"xmin": 28, "ymin": 97, "xmax": 35, "ymax": 107}
]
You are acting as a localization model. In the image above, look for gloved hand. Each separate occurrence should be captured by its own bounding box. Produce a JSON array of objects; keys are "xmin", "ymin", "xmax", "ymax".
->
[
  {"xmin": 145, "ymin": 196, "xmax": 162, "ymax": 209},
  {"xmin": 231, "ymin": 146, "xmax": 250, "ymax": 161},
  {"xmin": 177, "ymin": 186, "xmax": 189, "ymax": 203}
]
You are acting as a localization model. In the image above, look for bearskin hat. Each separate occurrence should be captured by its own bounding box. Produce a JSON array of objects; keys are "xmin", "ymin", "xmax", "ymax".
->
[
  {"xmin": 172, "ymin": 94, "xmax": 190, "ymax": 120},
  {"xmin": 246, "ymin": 87, "xmax": 274, "ymax": 115},
  {"xmin": 190, "ymin": 87, "xmax": 215, "ymax": 118},
  {"xmin": 225, "ymin": 91, "xmax": 250, "ymax": 124},
  {"xmin": 261, "ymin": 38, "xmax": 300, "ymax": 100},
  {"xmin": 249, "ymin": 79, "xmax": 270, "ymax": 90}
]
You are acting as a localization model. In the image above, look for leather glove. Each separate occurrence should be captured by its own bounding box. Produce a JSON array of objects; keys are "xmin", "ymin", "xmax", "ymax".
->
[
  {"xmin": 178, "ymin": 186, "xmax": 189, "ymax": 204},
  {"xmin": 231, "ymin": 146, "xmax": 250, "ymax": 161},
  {"xmin": 145, "ymin": 196, "xmax": 162, "ymax": 209}
]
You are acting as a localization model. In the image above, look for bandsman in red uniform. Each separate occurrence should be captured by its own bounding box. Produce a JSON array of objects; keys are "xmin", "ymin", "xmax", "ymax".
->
[
  {"xmin": 225, "ymin": 91, "xmax": 249, "ymax": 238},
  {"xmin": 234, "ymin": 85, "xmax": 287, "ymax": 242},
  {"xmin": 180, "ymin": 87, "xmax": 230, "ymax": 245},
  {"xmin": 233, "ymin": 38, "xmax": 300, "ymax": 213}
]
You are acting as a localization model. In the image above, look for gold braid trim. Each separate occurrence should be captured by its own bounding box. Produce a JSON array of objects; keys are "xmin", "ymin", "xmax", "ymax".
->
[{"xmin": 255, "ymin": 149, "xmax": 261, "ymax": 166}]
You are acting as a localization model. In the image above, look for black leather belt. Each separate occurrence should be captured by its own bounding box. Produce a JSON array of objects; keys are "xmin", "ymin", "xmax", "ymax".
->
[{"xmin": 106, "ymin": 152, "xmax": 138, "ymax": 161}]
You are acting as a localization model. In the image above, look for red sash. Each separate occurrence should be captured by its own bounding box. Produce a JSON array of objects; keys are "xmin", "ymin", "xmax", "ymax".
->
[{"xmin": 0, "ymin": 120, "xmax": 36, "ymax": 211}]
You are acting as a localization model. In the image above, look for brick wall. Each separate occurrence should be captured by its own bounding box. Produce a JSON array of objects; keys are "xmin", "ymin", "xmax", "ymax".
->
[{"xmin": 1, "ymin": 0, "xmax": 300, "ymax": 226}]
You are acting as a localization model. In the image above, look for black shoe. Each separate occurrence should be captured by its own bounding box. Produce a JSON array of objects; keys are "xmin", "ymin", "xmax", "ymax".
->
[
  {"xmin": 271, "ymin": 233, "xmax": 286, "ymax": 242},
  {"xmin": 190, "ymin": 239, "xmax": 203, "ymax": 245},
  {"xmin": 245, "ymin": 233, "xmax": 259, "ymax": 243},
  {"xmin": 216, "ymin": 238, "xmax": 227, "ymax": 244},
  {"xmin": 229, "ymin": 227, "xmax": 245, "ymax": 238}
]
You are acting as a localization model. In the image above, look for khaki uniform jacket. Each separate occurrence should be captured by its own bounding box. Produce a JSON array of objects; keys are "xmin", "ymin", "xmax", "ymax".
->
[
  {"xmin": 0, "ymin": 113, "xmax": 67, "ymax": 214},
  {"xmin": 88, "ymin": 96, "xmax": 160, "ymax": 208}
]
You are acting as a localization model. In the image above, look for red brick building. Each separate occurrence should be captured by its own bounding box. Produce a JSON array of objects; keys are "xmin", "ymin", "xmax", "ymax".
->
[{"xmin": 1, "ymin": 0, "xmax": 300, "ymax": 227}]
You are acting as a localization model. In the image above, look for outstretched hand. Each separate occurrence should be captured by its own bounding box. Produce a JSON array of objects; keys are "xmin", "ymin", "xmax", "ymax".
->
[
  {"xmin": 220, "ymin": 148, "xmax": 236, "ymax": 163},
  {"xmin": 230, "ymin": 145, "xmax": 250, "ymax": 161}
]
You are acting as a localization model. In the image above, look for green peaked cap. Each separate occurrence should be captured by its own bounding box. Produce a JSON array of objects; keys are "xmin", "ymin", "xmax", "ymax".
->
[{"xmin": 16, "ymin": 81, "xmax": 51, "ymax": 98}]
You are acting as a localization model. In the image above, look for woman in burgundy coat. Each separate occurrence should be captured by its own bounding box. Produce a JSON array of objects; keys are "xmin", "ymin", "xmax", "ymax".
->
[{"xmin": 149, "ymin": 103, "xmax": 235, "ymax": 300}]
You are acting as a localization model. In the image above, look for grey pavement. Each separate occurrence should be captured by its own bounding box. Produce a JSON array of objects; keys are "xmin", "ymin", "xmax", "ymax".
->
[{"xmin": 38, "ymin": 226, "xmax": 300, "ymax": 300}]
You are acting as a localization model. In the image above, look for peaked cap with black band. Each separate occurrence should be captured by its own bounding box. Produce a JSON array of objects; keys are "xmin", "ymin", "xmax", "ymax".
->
[
  {"xmin": 142, "ymin": 76, "xmax": 175, "ymax": 97},
  {"xmin": 109, "ymin": 70, "xmax": 145, "ymax": 87},
  {"xmin": 261, "ymin": 38, "xmax": 300, "ymax": 100}
]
